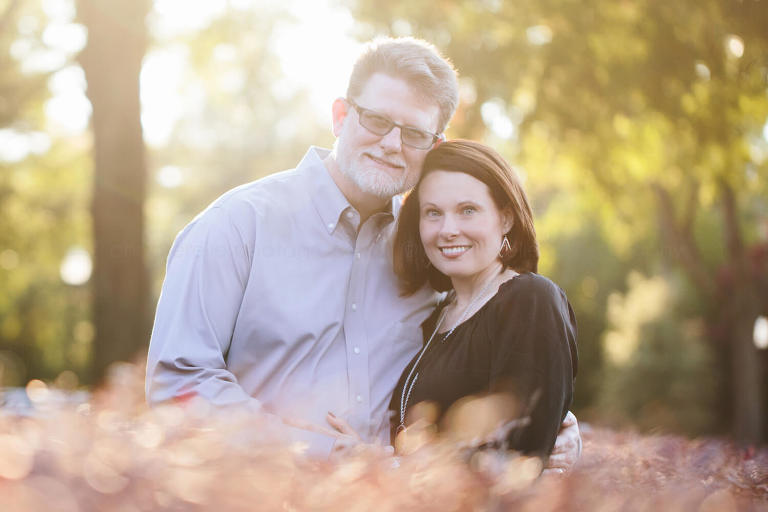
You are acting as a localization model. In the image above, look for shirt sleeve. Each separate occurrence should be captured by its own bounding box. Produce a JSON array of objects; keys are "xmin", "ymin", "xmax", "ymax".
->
[
  {"xmin": 487, "ymin": 276, "xmax": 577, "ymax": 460},
  {"xmin": 145, "ymin": 203, "xmax": 260, "ymax": 410}
]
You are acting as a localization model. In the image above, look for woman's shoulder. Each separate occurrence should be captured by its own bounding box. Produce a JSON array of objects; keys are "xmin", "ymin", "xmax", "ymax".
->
[
  {"xmin": 490, "ymin": 273, "xmax": 574, "ymax": 330},
  {"xmin": 498, "ymin": 272, "xmax": 567, "ymax": 302}
]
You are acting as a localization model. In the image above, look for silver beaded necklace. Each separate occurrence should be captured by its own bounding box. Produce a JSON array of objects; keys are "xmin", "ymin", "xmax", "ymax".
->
[{"xmin": 397, "ymin": 274, "xmax": 501, "ymax": 434}]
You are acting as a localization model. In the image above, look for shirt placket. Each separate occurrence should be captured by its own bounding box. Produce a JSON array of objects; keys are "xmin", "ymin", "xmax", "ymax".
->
[{"xmin": 343, "ymin": 208, "xmax": 378, "ymax": 436}]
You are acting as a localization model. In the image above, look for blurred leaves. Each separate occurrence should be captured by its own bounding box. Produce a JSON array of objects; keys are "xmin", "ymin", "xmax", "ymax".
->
[{"xmin": 0, "ymin": 364, "xmax": 766, "ymax": 510}]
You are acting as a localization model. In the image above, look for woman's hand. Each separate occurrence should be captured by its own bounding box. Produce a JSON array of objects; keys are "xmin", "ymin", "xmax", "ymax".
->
[
  {"xmin": 326, "ymin": 412, "xmax": 363, "ymax": 453},
  {"xmin": 326, "ymin": 412, "xmax": 394, "ymax": 458},
  {"xmin": 543, "ymin": 411, "xmax": 581, "ymax": 474}
]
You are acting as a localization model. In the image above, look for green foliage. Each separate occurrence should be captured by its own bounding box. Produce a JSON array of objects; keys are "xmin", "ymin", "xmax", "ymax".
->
[
  {"xmin": 597, "ymin": 272, "xmax": 718, "ymax": 435},
  {"xmin": 0, "ymin": 0, "xmax": 50, "ymax": 129},
  {"xmin": 2, "ymin": 1, "xmax": 334, "ymax": 384},
  {"xmin": 343, "ymin": 0, "xmax": 768, "ymax": 436},
  {"xmin": 0, "ymin": 142, "xmax": 92, "ymax": 385},
  {"xmin": 0, "ymin": 0, "xmax": 92, "ymax": 385}
]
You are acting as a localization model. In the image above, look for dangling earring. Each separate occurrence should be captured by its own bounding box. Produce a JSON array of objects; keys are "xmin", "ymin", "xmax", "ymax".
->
[{"xmin": 499, "ymin": 235, "xmax": 512, "ymax": 259}]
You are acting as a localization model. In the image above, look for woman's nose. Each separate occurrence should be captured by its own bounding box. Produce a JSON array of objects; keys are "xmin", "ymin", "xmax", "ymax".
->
[{"xmin": 439, "ymin": 214, "xmax": 459, "ymax": 238}]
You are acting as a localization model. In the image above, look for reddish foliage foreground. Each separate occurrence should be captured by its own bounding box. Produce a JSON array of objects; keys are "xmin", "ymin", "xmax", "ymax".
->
[{"xmin": 0, "ymin": 365, "xmax": 766, "ymax": 511}]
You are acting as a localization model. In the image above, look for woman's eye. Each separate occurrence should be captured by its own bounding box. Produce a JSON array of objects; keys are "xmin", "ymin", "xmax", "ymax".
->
[
  {"xmin": 424, "ymin": 209, "xmax": 441, "ymax": 217},
  {"xmin": 462, "ymin": 206, "xmax": 476, "ymax": 215}
]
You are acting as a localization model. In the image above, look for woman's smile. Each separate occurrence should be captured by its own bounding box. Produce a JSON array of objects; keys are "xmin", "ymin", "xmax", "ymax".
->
[{"xmin": 439, "ymin": 245, "xmax": 471, "ymax": 258}]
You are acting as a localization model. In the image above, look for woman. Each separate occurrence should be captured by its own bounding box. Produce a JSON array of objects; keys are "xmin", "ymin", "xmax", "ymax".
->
[{"xmin": 387, "ymin": 139, "xmax": 577, "ymax": 460}]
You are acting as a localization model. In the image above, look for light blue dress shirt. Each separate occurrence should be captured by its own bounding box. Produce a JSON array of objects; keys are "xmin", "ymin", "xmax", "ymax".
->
[{"xmin": 146, "ymin": 147, "xmax": 437, "ymax": 456}]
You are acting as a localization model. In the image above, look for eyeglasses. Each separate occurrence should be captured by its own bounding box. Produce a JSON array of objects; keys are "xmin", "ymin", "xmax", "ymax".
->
[{"xmin": 346, "ymin": 98, "xmax": 443, "ymax": 150}]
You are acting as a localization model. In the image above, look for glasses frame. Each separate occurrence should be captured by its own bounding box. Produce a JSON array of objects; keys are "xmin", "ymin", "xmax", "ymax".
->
[{"xmin": 346, "ymin": 98, "xmax": 444, "ymax": 150}]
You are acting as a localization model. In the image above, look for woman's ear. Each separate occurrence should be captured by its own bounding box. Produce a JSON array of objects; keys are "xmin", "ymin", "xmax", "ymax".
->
[
  {"xmin": 501, "ymin": 207, "xmax": 515, "ymax": 234},
  {"xmin": 331, "ymin": 97, "xmax": 349, "ymax": 137}
]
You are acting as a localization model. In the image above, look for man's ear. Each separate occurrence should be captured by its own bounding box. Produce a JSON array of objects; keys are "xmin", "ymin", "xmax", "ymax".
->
[{"xmin": 331, "ymin": 97, "xmax": 349, "ymax": 137}]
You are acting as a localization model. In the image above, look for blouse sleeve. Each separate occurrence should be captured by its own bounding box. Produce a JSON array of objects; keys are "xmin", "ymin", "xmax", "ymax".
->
[{"xmin": 487, "ymin": 275, "xmax": 578, "ymax": 460}]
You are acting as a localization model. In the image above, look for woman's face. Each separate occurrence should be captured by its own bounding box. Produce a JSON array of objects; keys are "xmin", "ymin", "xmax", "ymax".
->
[{"xmin": 418, "ymin": 170, "xmax": 512, "ymax": 284}]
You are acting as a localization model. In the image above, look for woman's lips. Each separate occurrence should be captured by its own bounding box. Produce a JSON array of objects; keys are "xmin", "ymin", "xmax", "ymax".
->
[{"xmin": 439, "ymin": 245, "xmax": 470, "ymax": 258}]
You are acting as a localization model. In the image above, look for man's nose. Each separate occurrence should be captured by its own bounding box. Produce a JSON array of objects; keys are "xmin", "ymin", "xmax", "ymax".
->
[{"xmin": 379, "ymin": 126, "xmax": 403, "ymax": 152}]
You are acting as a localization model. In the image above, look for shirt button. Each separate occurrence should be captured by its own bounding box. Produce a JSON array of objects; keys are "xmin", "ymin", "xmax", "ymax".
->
[
  {"xmin": 356, "ymin": 252, "xmax": 361, "ymax": 259},
  {"xmin": 327, "ymin": 223, "xmax": 335, "ymax": 230},
  {"xmin": 356, "ymin": 395, "xmax": 363, "ymax": 403},
  {"xmin": 351, "ymin": 303, "xmax": 357, "ymax": 311},
  {"xmin": 353, "ymin": 346, "xmax": 360, "ymax": 354}
]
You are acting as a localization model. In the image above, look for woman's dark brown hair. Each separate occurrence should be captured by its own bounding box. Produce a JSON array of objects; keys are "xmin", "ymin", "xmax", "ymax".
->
[{"xmin": 393, "ymin": 139, "xmax": 539, "ymax": 295}]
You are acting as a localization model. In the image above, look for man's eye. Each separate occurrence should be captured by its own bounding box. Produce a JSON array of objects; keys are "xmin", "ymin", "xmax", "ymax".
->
[
  {"xmin": 366, "ymin": 113, "xmax": 393, "ymax": 130},
  {"xmin": 403, "ymin": 128, "xmax": 431, "ymax": 143}
]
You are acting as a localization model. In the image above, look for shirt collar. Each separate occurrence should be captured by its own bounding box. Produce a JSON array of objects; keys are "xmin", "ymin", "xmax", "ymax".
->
[
  {"xmin": 301, "ymin": 147, "xmax": 395, "ymax": 235},
  {"xmin": 300, "ymin": 147, "xmax": 350, "ymax": 234}
]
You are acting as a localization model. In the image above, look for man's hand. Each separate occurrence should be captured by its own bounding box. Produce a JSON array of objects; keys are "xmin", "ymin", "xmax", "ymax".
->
[{"xmin": 543, "ymin": 411, "xmax": 581, "ymax": 474}]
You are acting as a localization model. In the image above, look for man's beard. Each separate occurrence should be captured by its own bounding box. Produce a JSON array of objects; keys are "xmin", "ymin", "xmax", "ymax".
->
[{"xmin": 339, "ymin": 162, "xmax": 414, "ymax": 199}]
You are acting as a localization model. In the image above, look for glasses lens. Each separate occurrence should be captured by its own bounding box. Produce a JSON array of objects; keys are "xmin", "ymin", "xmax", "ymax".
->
[
  {"xmin": 354, "ymin": 102, "xmax": 436, "ymax": 149},
  {"xmin": 359, "ymin": 111, "xmax": 394, "ymax": 135},
  {"xmin": 401, "ymin": 128, "xmax": 435, "ymax": 149}
]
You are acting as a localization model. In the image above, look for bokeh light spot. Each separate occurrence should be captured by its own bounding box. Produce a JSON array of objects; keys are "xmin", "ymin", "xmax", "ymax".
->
[
  {"xmin": 26, "ymin": 379, "xmax": 49, "ymax": 404},
  {"xmin": 725, "ymin": 35, "xmax": 744, "ymax": 58},
  {"xmin": 0, "ymin": 435, "xmax": 35, "ymax": 480},
  {"xmin": 526, "ymin": 25, "xmax": 553, "ymax": 46},
  {"xmin": 754, "ymin": 316, "xmax": 768, "ymax": 350},
  {"xmin": 60, "ymin": 247, "xmax": 92, "ymax": 285}
]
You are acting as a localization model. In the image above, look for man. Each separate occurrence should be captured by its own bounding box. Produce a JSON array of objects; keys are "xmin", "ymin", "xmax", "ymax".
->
[{"xmin": 146, "ymin": 37, "xmax": 580, "ymax": 467}]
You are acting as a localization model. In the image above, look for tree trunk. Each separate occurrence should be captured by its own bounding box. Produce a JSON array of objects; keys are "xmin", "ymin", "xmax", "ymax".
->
[
  {"xmin": 77, "ymin": 0, "xmax": 151, "ymax": 383},
  {"xmin": 721, "ymin": 286, "xmax": 764, "ymax": 443},
  {"xmin": 718, "ymin": 180, "xmax": 765, "ymax": 443},
  {"xmin": 654, "ymin": 180, "xmax": 766, "ymax": 442}
]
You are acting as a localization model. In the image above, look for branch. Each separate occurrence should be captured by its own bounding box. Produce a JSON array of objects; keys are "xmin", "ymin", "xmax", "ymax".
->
[
  {"xmin": 718, "ymin": 178, "xmax": 745, "ymax": 270},
  {"xmin": 681, "ymin": 178, "xmax": 699, "ymax": 235}
]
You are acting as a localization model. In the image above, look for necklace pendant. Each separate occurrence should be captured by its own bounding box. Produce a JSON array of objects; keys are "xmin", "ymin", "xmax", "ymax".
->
[{"xmin": 396, "ymin": 424, "xmax": 406, "ymax": 435}]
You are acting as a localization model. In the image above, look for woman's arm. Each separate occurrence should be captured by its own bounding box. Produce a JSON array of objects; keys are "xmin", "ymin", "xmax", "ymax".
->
[{"xmin": 488, "ymin": 275, "xmax": 578, "ymax": 460}]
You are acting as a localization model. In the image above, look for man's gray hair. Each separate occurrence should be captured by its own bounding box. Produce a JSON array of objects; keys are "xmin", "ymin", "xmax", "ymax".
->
[{"xmin": 346, "ymin": 37, "xmax": 459, "ymax": 134}]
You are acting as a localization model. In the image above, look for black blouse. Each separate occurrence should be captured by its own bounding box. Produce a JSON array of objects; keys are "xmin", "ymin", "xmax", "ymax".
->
[{"xmin": 389, "ymin": 272, "xmax": 578, "ymax": 459}]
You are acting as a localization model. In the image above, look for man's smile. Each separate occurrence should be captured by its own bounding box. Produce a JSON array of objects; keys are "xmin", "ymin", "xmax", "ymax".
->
[{"xmin": 365, "ymin": 153, "xmax": 405, "ymax": 170}]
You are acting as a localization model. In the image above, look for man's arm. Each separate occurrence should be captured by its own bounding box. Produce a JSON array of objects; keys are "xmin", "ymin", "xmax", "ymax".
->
[
  {"xmin": 543, "ymin": 411, "xmax": 581, "ymax": 474},
  {"xmin": 146, "ymin": 204, "xmax": 259, "ymax": 409}
]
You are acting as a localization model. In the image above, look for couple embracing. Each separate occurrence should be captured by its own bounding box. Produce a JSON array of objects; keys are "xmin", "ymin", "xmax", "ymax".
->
[{"xmin": 146, "ymin": 37, "xmax": 579, "ymax": 472}]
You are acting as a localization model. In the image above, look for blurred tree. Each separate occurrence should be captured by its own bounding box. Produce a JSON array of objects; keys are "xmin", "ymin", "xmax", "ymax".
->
[
  {"xmin": 0, "ymin": 0, "xmax": 47, "ymax": 127},
  {"xmin": 77, "ymin": 0, "xmax": 151, "ymax": 382},
  {"xmin": 1, "ymin": 0, "xmax": 92, "ymax": 385},
  {"xmin": 344, "ymin": 0, "xmax": 768, "ymax": 441},
  {"xmin": 599, "ymin": 272, "xmax": 718, "ymax": 435},
  {"xmin": 1, "ymin": 0, "xmax": 333, "ymax": 388}
]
